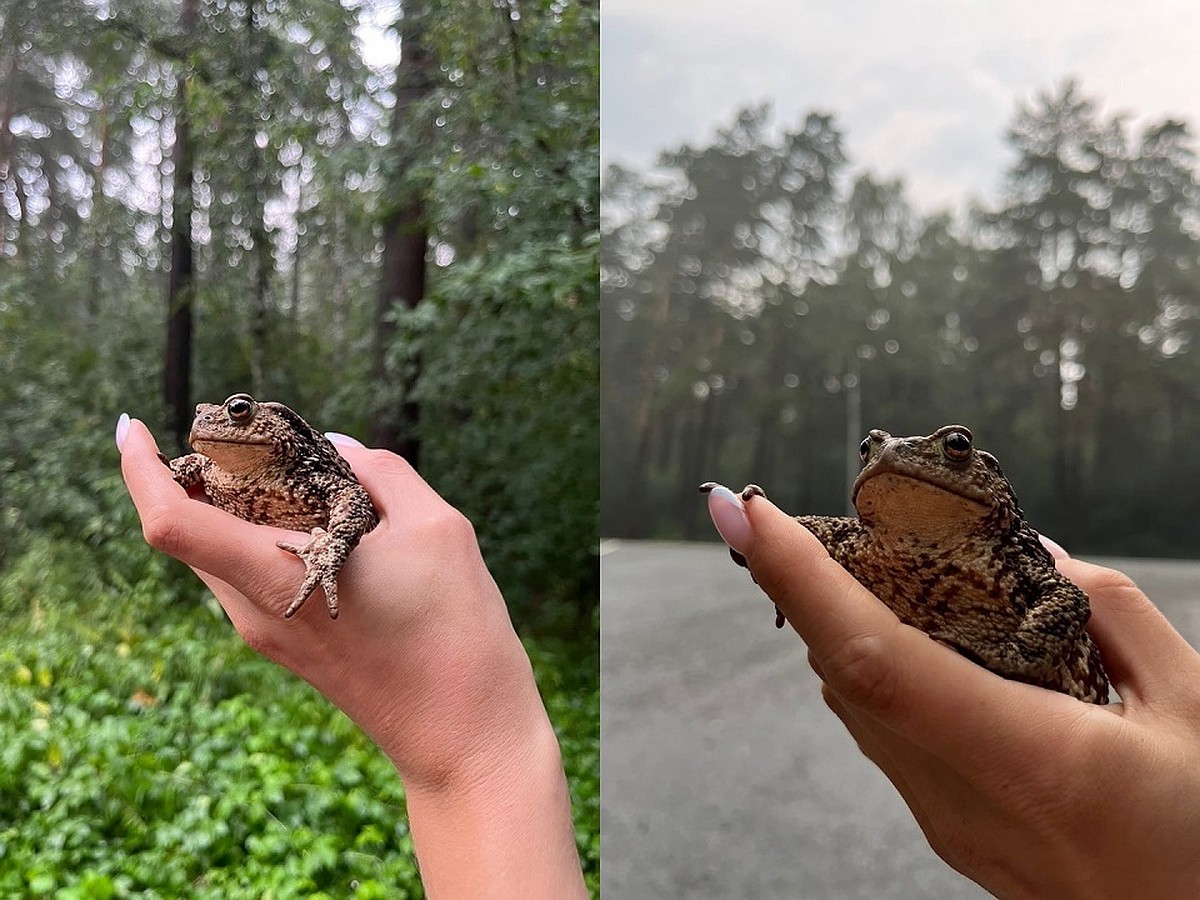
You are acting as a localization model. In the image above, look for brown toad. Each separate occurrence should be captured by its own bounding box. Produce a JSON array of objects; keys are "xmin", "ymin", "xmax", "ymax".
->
[
  {"xmin": 168, "ymin": 393, "xmax": 379, "ymax": 619},
  {"xmin": 703, "ymin": 425, "xmax": 1110, "ymax": 703}
]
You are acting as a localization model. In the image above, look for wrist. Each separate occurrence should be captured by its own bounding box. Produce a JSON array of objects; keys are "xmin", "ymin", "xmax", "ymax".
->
[
  {"xmin": 404, "ymin": 705, "xmax": 584, "ymax": 898},
  {"xmin": 360, "ymin": 620, "xmax": 586, "ymax": 897},
  {"xmin": 353, "ymin": 601, "xmax": 545, "ymax": 786}
]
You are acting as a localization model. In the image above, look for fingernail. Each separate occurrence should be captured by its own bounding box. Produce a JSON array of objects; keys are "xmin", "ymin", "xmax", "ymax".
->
[
  {"xmin": 706, "ymin": 484, "xmax": 752, "ymax": 555},
  {"xmin": 1039, "ymin": 533, "xmax": 1069, "ymax": 560},
  {"xmin": 115, "ymin": 413, "xmax": 131, "ymax": 451},
  {"xmin": 325, "ymin": 431, "xmax": 365, "ymax": 448}
]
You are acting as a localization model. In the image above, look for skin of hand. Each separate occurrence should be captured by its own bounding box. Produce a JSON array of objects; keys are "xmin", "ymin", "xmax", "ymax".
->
[
  {"xmin": 706, "ymin": 486, "xmax": 1200, "ymax": 900},
  {"xmin": 118, "ymin": 416, "xmax": 586, "ymax": 899}
]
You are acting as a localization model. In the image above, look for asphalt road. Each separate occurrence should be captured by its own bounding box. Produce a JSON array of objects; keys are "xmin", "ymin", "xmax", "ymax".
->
[{"xmin": 600, "ymin": 541, "xmax": 1200, "ymax": 900}]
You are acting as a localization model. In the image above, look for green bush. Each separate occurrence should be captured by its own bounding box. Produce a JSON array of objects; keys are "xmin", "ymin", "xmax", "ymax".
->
[{"xmin": 399, "ymin": 236, "xmax": 601, "ymax": 627}]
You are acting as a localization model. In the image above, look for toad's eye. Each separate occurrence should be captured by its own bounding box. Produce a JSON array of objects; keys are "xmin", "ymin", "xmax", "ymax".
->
[
  {"xmin": 225, "ymin": 394, "xmax": 257, "ymax": 424},
  {"xmin": 858, "ymin": 437, "xmax": 871, "ymax": 462},
  {"xmin": 942, "ymin": 430, "xmax": 972, "ymax": 461}
]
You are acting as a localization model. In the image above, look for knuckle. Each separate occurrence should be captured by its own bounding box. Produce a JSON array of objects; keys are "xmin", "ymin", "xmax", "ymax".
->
[
  {"xmin": 238, "ymin": 624, "xmax": 282, "ymax": 659},
  {"xmin": 927, "ymin": 826, "xmax": 976, "ymax": 874},
  {"xmin": 919, "ymin": 815, "xmax": 1009, "ymax": 889},
  {"xmin": 1090, "ymin": 564, "xmax": 1140, "ymax": 596},
  {"xmin": 921, "ymin": 821, "xmax": 955, "ymax": 864},
  {"xmin": 445, "ymin": 509, "xmax": 478, "ymax": 546},
  {"xmin": 421, "ymin": 504, "xmax": 477, "ymax": 548},
  {"xmin": 141, "ymin": 507, "xmax": 186, "ymax": 556},
  {"xmin": 820, "ymin": 629, "xmax": 901, "ymax": 714},
  {"xmin": 1066, "ymin": 558, "xmax": 1141, "ymax": 600},
  {"xmin": 930, "ymin": 829, "xmax": 1038, "ymax": 900}
]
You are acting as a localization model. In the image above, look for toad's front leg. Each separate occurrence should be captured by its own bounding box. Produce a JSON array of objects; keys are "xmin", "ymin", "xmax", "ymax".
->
[
  {"xmin": 167, "ymin": 453, "xmax": 208, "ymax": 490},
  {"xmin": 276, "ymin": 483, "xmax": 378, "ymax": 619}
]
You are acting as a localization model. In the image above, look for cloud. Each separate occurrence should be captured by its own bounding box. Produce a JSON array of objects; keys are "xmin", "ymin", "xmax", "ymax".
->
[{"xmin": 603, "ymin": 0, "xmax": 1200, "ymax": 213}]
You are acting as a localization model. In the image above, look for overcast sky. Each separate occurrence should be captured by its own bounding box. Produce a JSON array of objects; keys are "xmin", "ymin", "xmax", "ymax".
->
[{"xmin": 601, "ymin": 1, "xmax": 1200, "ymax": 213}]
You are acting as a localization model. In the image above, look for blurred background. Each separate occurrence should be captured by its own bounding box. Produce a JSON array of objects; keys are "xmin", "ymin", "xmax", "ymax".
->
[
  {"xmin": 0, "ymin": 0, "xmax": 597, "ymax": 894},
  {"xmin": 601, "ymin": 2, "xmax": 1200, "ymax": 898},
  {"xmin": 602, "ymin": 3, "xmax": 1200, "ymax": 553}
]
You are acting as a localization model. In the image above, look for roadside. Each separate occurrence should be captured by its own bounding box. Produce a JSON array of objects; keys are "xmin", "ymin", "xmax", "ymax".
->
[{"xmin": 600, "ymin": 541, "xmax": 1200, "ymax": 899}]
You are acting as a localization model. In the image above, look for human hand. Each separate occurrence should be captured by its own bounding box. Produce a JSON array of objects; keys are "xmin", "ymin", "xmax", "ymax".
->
[
  {"xmin": 707, "ymin": 487, "xmax": 1200, "ymax": 900},
  {"xmin": 118, "ymin": 415, "xmax": 585, "ymax": 898}
]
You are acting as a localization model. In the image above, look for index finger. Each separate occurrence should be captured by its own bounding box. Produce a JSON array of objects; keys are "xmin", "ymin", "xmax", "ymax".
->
[
  {"xmin": 330, "ymin": 442, "xmax": 443, "ymax": 512},
  {"xmin": 1053, "ymin": 555, "xmax": 1200, "ymax": 710},
  {"xmin": 739, "ymin": 493, "xmax": 1090, "ymax": 769},
  {"xmin": 330, "ymin": 443, "xmax": 478, "ymax": 548}
]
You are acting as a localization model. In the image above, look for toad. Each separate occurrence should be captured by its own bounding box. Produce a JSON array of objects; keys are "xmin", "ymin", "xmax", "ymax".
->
[
  {"xmin": 703, "ymin": 425, "xmax": 1110, "ymax": 703},
  {"xmin": 167, "ymin": 393, "xmax": 378, "ymax": 619}
]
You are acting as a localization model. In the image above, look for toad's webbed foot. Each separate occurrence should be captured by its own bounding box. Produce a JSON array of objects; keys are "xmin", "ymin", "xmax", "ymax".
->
[{"xmin": 276, "ymin": 527, "xmax": 348, "ymax": 619}]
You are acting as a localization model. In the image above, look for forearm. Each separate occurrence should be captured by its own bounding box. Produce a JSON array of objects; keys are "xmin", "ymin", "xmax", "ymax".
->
[
  {"xmin": 342, "ymin": 619, "xmax": 586, "ymax": 898},
  {"xmin": 405, "ymin": 709, "xmax": 584, "ymax": 898}
]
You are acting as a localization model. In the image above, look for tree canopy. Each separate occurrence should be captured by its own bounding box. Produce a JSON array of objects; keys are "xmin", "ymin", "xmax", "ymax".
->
[{"xmin": 603, "ymin": 82, "xmax": 1200, "ymax": 555}]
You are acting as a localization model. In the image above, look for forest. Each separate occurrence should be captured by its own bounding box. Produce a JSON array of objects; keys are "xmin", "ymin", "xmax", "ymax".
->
[
  {"xmin": 0, "ymin": 0, "xmax": 598, "ymax": 894},
  {"xmin": 602, "ymin": 82, "xmax": 1200, "ymax": 558}
]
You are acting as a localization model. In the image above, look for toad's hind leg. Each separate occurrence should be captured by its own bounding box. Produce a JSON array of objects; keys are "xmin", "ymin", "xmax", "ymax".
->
[
  {"xmin": 276, "ymin": 527, "xmax": 346, "ymax": 619},
  {"xmin": 274, "ymin": 484, "xmax": 376, "ymax": 620}
]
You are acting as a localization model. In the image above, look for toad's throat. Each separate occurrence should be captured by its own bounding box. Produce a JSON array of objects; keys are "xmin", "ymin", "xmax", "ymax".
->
[
  {"xmin": 190, "ymin": 436, "xmax": 279, "ymax": 473},
  {"xmin": 853, "ymin": 471, "xmax": 992, "ymax": 538}
]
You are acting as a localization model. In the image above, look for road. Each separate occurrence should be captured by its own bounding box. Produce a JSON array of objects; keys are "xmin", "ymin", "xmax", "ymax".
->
[{"xmin": 600, "ymin": 541, "xmax": 1200, "ymax": 899}]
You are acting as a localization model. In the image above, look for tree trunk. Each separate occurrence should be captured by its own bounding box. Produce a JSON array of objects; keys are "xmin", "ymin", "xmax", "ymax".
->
[
  {"xmin": 289, "ymin": 171, "xmax": 302, "ymax": 321},
  {"xmin": 372, "ymin": 197, "xmax": 426, "ymax": 462},
  {"xmin": 164, "ymin": 0, "xmax": 197, "ymax": 452},
  {"xmin": 680, "ymin": 391, "xmax": 719, "ymax": 540},
  {"xmin": 370, "ymin": 0, "xmax": 434, "ymax": 462},
  {"xmin": 623, "ymin": 261, "xmax": 675, "ymax": 535},
  {"xmin": 331, "ymin": 196, "xmax": 348, "ymax": 365},
  {"xmin": 11, "ymin": 168, "xmax": 26, "ymax": 264},
  {"xmin": 250, "ymin": 208, "xmax": 269, "ymax": 395},
  {"xmin": 0, "ymin": 57, "xmax": 15, "ymax": 261},
  {"xmin": 246, "ymin": 0, "xmax": 269, "ymax": 396},
  {"xmin": 86, "ymin": 101, "xmax": 110, "ymax": 327}
]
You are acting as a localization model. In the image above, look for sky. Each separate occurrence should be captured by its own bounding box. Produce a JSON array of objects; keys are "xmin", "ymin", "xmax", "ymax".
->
[{"xmin": 601, "ymin": 1, "xmax": 1200, "ymax": 213}]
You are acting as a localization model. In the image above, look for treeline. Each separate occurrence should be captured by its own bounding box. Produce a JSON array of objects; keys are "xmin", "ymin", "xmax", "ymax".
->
[
  {"xmin": 0, "ymin": 0, "xmax": 600, "ymax": 626},
  {"xmin": 602, "ymin": 83, "xmax": 1200, "ymax": 556}
]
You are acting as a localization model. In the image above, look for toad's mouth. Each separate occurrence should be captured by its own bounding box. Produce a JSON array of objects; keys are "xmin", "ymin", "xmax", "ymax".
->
[
  {"xmin": 189, "ymin": 435, "xmax": 276, "ymax": 458},
  {"xmin": 851, "ymin": 469, "xmax": 991, "ymax": 511},
  {"xmin": 190, "ymin": 436, "xmax": 273, "ymax": 447}
]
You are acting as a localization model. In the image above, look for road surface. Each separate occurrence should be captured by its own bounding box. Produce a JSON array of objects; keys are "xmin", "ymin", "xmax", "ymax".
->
[{"xmin": 600, "ymin": 540, "xmax": 1200, "ymax": 899}]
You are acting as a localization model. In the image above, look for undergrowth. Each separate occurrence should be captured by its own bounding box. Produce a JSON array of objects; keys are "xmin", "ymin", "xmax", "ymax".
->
[{"xmin": 0, "ymin": 536, "xmax": 599, "ymax": 898}]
